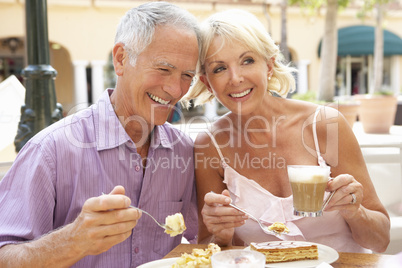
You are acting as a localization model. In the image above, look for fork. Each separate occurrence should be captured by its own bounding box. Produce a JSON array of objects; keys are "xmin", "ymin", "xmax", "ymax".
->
[
  {"xmin": 229, "ymin": 203, "xmax": 288, "ymax": 236},
  {"xmin": 101, "ymin": 193, "xmax": 173, "ymax": 231},
  {"xmin": 131, "ymin": 206, "xmax": 173, "ymax": 231}
]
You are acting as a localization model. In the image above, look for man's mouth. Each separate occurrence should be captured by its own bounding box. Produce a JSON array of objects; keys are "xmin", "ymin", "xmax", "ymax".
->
[
  {"xmin": 147, "ymin": 93, "xmax": 170, "ymax": 105},
  {"xmin": 230, "ymin": 88, "xmax": 252, "ymax": 98}
]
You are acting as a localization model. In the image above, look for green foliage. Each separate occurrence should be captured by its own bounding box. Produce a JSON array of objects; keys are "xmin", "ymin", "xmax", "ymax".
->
[
  {"xmin": 288, "ymin": 0, "xmax": 350, "ymax": 11},
  {"xmin": 374, "ymin": 87, "xmax": 395, "ymax": 96},
  {"xmin": 357, "ymin": 0, "xmax": 397, "ymax": 19},
  {"xmin": 291, "ymin": 91, "xmax": 327, "ymax": 104},
  {"xmin": 291, "ymin": 90, "xmax": 316, "ymax": 101}
]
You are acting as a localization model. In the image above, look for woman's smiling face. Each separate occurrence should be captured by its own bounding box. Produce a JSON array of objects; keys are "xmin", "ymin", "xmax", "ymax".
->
[{"xmin": 201, "ymin": 36, "xmax": 273, "ymax": 115}]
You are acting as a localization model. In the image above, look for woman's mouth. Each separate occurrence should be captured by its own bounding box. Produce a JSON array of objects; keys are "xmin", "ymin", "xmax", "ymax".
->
[
  {"xmin": 147, "ymin": 93, "xmax": 170, "ymax": 105},
  {"xmin": 230, "ymin": 88, "xmax": 252, "ymax": 98}
]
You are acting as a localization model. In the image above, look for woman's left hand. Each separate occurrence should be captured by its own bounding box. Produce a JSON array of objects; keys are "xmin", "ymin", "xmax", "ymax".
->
[{"xmin": 324, "ymin": 174, "xmax": 364, "ymax": 219}]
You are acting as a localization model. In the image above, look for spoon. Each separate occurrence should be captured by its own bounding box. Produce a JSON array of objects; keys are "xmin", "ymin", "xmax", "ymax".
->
[
  {"xmin": 101, "ymin": 193, "xmax": 173, "ymax": 231},
  {"xmin": 229, "ymin": 203, "xmax": 289, "ymax": 236}
]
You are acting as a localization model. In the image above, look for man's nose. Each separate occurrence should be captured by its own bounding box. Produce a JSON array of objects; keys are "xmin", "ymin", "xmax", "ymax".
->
[{"xmin": 163, "ymin": 75, "xmax": 182, "ymax": 99}]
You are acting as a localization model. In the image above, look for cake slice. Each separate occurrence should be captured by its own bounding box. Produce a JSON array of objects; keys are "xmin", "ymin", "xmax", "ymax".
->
[
  {"xmin": 250, "ymin": 241, "xmax": 318, "ymax": 263},
  {"xmin": 164, "ymin": 213, "xmax": 186, "ymax": 237},
  {"xmin": 267, "ymin": 222, "xmax": 289, "ymax": 234}
]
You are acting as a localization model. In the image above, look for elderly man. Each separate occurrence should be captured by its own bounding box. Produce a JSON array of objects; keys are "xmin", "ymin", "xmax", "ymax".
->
[{"xmin": 0, "ymin": 2, "xmax": 200, "ymax": 267}]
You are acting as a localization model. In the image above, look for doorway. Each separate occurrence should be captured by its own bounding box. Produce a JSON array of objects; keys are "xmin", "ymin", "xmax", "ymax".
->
[{"xmin": 337, "ymin": 56, "xmax": 368, "ymax": 96}]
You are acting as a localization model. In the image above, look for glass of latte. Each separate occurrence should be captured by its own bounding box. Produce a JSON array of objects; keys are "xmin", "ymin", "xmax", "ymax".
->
[{"xmin": 287, "ymin": 165, "xmax": 331, "ymax": 217}]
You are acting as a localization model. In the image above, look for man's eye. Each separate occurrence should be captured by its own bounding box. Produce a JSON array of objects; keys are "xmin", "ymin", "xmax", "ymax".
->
[{"xmin": 159, "ymin": 68, "xmax": 169, "ymax": 72}]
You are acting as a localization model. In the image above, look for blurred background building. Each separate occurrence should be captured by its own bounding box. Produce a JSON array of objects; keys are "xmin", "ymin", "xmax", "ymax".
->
[
  {"xmin": 1, "ymin": 0, "xmax": 402, "ymax": 113},
  {"xmin": 1, "ymin": 0, "xmax": 402, "ymax": 157}
]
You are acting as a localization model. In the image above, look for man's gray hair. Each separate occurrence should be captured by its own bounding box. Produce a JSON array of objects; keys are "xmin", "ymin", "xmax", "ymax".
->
[{"xmin": 115, "ymin": 1, "xmax": 201, "ymax": 66}]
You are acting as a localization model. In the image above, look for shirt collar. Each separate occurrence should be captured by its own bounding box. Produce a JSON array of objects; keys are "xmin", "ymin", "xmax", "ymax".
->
[{"xmin": 150, "ymin": 124, "xmax": 174, "ymax": 150}]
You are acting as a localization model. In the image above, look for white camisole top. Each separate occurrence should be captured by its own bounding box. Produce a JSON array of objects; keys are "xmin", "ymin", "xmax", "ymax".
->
[{"xmin": 205, "ymin": 107, "xmax": 370, "ymax": 253}]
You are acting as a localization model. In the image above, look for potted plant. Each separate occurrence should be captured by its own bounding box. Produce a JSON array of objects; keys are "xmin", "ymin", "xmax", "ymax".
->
[
  {"xmin": 353, "ymin": 89, "xmax": 398, "ymax": 134},
  {"xmin": 291, "ymin": 91, "xmax": 360, "ymax": 128}
]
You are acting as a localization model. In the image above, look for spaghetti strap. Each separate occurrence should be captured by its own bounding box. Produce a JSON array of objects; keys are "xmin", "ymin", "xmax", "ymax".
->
[
  {"xmin": 312, "ymin": 106, "xmax": 327, "ymax": 167},
  {"xmin": 204, "ymin": 130, "xmax": 226, "ymax": 165}
]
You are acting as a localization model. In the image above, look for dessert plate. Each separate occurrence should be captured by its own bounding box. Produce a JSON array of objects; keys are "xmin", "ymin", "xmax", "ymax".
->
[
  {"xmin": 137, "ymin": 257, "xmax": 178, "ymax": 268},
  {"xmin": 245, "ymin": 241, "xmax": 339, "ymax": 268}
]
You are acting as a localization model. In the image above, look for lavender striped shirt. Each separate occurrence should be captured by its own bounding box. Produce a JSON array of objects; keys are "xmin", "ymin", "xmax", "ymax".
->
[{"xmin": 0, "ymin": 89, "xmax": 197, "ymax": 267}]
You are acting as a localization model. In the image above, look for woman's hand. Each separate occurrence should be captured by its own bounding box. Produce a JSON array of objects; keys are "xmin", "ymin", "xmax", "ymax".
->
[
  {"xmin": 324, "ymin": 174, "xmax": 364, "ymax": 219},
  {"xmin": 201, "ymin": 190, "xmax": 247, "ymax": 245}
]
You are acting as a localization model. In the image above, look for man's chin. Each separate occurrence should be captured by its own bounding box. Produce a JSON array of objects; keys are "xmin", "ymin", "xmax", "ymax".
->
[{"xmin": 150, "ymin": 115, "xmax": 170, "ymax": 126}]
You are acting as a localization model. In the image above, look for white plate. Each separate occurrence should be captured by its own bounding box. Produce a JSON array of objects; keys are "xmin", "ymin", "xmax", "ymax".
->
[
  {"xmin": 138, "ymin": 242, "xmax": 339, "ymax": 268},
  {"xmin": 137, "ymin": 257, "xmax": 179, "ymax": 268},
  {"xmin": 246, "ymin": 241, "xmax": 339, "ymax": 268}
]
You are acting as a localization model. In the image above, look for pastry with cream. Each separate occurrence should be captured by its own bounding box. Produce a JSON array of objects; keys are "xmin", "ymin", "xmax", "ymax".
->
[
  {"xmin": 267, "ymin": 222, "xmax": 289, "ymax": 234},
  {"xmin": 250, "ymin": 241, "xmax": 318, "ymax": 263},
  {"xmin": 171, "ymin": 243, "xmax": 221, "ymax": 268},
  {"xmin": 165, "ymin": 213, "xmax": 186, "ymax": 237}
]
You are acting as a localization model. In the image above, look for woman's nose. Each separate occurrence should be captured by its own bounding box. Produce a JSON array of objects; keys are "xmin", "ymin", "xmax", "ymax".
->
[{"xmin": 229, "ymin": 68, "xmax": 244, "ymax": 86}]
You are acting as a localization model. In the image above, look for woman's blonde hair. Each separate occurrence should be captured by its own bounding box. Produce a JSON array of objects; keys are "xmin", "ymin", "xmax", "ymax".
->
[{"xmin": 183, "ymin": 9, "xmax": 296, "ymax": 108}]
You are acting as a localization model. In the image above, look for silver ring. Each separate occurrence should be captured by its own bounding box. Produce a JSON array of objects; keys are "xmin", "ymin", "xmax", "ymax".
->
[{"xmin": 350, "ymin": 193, "xmax": 357, "ymax": 205}]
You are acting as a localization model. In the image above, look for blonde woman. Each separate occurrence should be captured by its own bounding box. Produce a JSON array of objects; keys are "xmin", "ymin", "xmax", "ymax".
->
[{"xmin": 186, "ymin": 9, "xmax": 390, "ymax": 253}]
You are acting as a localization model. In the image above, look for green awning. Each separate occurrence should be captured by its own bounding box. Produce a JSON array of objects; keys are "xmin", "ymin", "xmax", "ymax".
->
[{"xmin": 318, "ymin": 25, "xmax": 402, "ymax": 57}]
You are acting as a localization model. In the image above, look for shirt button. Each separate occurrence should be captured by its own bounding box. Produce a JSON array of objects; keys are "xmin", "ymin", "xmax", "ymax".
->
[
  {"xmin": 135, "ymin": 165, "xmax": 140, "ymax": 172},
  {"xmin": 134, "ymin": 247, "xmax": 139, "ymax": 254}
]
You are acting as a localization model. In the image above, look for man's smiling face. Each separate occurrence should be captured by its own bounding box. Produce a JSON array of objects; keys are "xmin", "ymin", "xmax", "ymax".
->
[{"xmin": 115, "ymin": 24, "xmax": 199, "ymax": 126}]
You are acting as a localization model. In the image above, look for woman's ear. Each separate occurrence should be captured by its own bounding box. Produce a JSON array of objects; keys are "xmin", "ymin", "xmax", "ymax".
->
[
  {"xmin": 113, "ymin": 43, "xmax": 126, "ymax": 76},
  {"xmin": 199, "ymin": 75, "xmax": 213, "ymax": 94},
  {"xmin": 267, "ymin": 57, "xmax": 275, "ymax": 79}
]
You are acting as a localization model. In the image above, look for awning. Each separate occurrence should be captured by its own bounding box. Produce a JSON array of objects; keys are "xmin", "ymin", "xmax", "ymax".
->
[{"xmin": 318, "ymin": 25, "xmax": 402, "ymax": 57}]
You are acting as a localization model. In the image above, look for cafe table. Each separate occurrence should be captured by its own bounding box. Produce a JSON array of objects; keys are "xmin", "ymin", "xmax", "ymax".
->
[{"xmin": 163, "ymin": 243, "xmax": 394, "ymax": 268}]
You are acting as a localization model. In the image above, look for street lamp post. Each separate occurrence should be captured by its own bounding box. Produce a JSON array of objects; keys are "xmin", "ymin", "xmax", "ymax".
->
[{"xmin": 14, "ymin": 0, "xmax": 63, "ymax": 152}]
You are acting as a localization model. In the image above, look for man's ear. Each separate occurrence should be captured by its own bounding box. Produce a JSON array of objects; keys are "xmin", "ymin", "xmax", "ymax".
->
[
  {"xmin": 113, "ymin": 43, "xmax": 126, "ymax": 76},
  {"xmin": 199, "ymin": 75, "xmax": 213, "ymax": 94}
]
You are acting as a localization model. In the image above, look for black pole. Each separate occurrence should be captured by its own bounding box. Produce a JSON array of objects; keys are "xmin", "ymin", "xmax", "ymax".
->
[{"xmin": 14, "ymin": 0, "xmax": 63, "ymax": 152}]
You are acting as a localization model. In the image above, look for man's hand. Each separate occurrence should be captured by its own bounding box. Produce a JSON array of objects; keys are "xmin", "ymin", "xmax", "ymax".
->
[
  {"xmin": 67, "ymin": 185, "xmax": 141, "ymax": 256},
  {"xmin": 0, "ymin": 185, "xmax": 141, "ymax": 268}
]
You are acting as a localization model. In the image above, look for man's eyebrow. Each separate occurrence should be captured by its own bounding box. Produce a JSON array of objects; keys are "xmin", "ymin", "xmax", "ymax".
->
[
  {"xmin": 158, "ymin": 61, "xmax": 195, "ymax": 75},
  {"xmin": 158, "ymin": 61, "xmax": 176, "ymax": 69}
]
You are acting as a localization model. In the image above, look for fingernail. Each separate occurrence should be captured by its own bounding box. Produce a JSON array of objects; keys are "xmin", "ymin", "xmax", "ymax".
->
[
  {"xmin": 125, "ymin": 199, "xmax": 130, "ymax": 207},
  {"xmin": 225, "ymin": 197, "xmax": 231, "ymax": 203}
]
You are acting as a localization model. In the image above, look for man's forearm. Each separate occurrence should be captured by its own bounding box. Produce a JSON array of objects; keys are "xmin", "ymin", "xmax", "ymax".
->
[{"xmin": 0, "ymin": 224, "xmax": 84, "ymax": 268}]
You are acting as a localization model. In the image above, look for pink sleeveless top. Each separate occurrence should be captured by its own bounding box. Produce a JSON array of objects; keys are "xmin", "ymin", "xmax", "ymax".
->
[{"xmin": 206, "ymin": 108, "xmax": 370, "ymax": 253}]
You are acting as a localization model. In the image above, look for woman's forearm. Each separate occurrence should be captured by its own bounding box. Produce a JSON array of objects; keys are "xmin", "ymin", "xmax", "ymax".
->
[{"xmin": 346, "ymin": 206, "xmax": 390, "ymax": 252}]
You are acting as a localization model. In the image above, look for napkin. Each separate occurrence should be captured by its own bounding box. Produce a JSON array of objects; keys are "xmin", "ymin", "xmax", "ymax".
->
[{"xmin": 316, "ymin": 262, "xmax": 333, "ymax": 268}]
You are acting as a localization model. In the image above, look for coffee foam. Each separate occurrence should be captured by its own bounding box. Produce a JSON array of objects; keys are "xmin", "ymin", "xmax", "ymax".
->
[{"xmin": 287, "ymin": 165, "xmax": 330, "ymax": 183}]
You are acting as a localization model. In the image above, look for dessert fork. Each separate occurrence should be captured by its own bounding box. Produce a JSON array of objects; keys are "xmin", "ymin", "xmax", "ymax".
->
[
  {"xmin": 101, "ymin": 193, "xmax": 173, "ymax": 231},
  {"xmin": 229, "ymin": 203, "xmax": 288, "ymax": 236},
  {"xmin": 131, "ymin": 206, "xmax": 173, "ymax": 231}
]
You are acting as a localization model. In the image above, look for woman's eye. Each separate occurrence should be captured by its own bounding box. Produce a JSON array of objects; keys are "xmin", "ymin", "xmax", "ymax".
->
[
  {"xmin": 213, "ymin": 66, "xmax": 225, "ymax": 73},
  {"xmin": 244, "ymin": 58, "xmax": 255, "ymax": 65}
]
